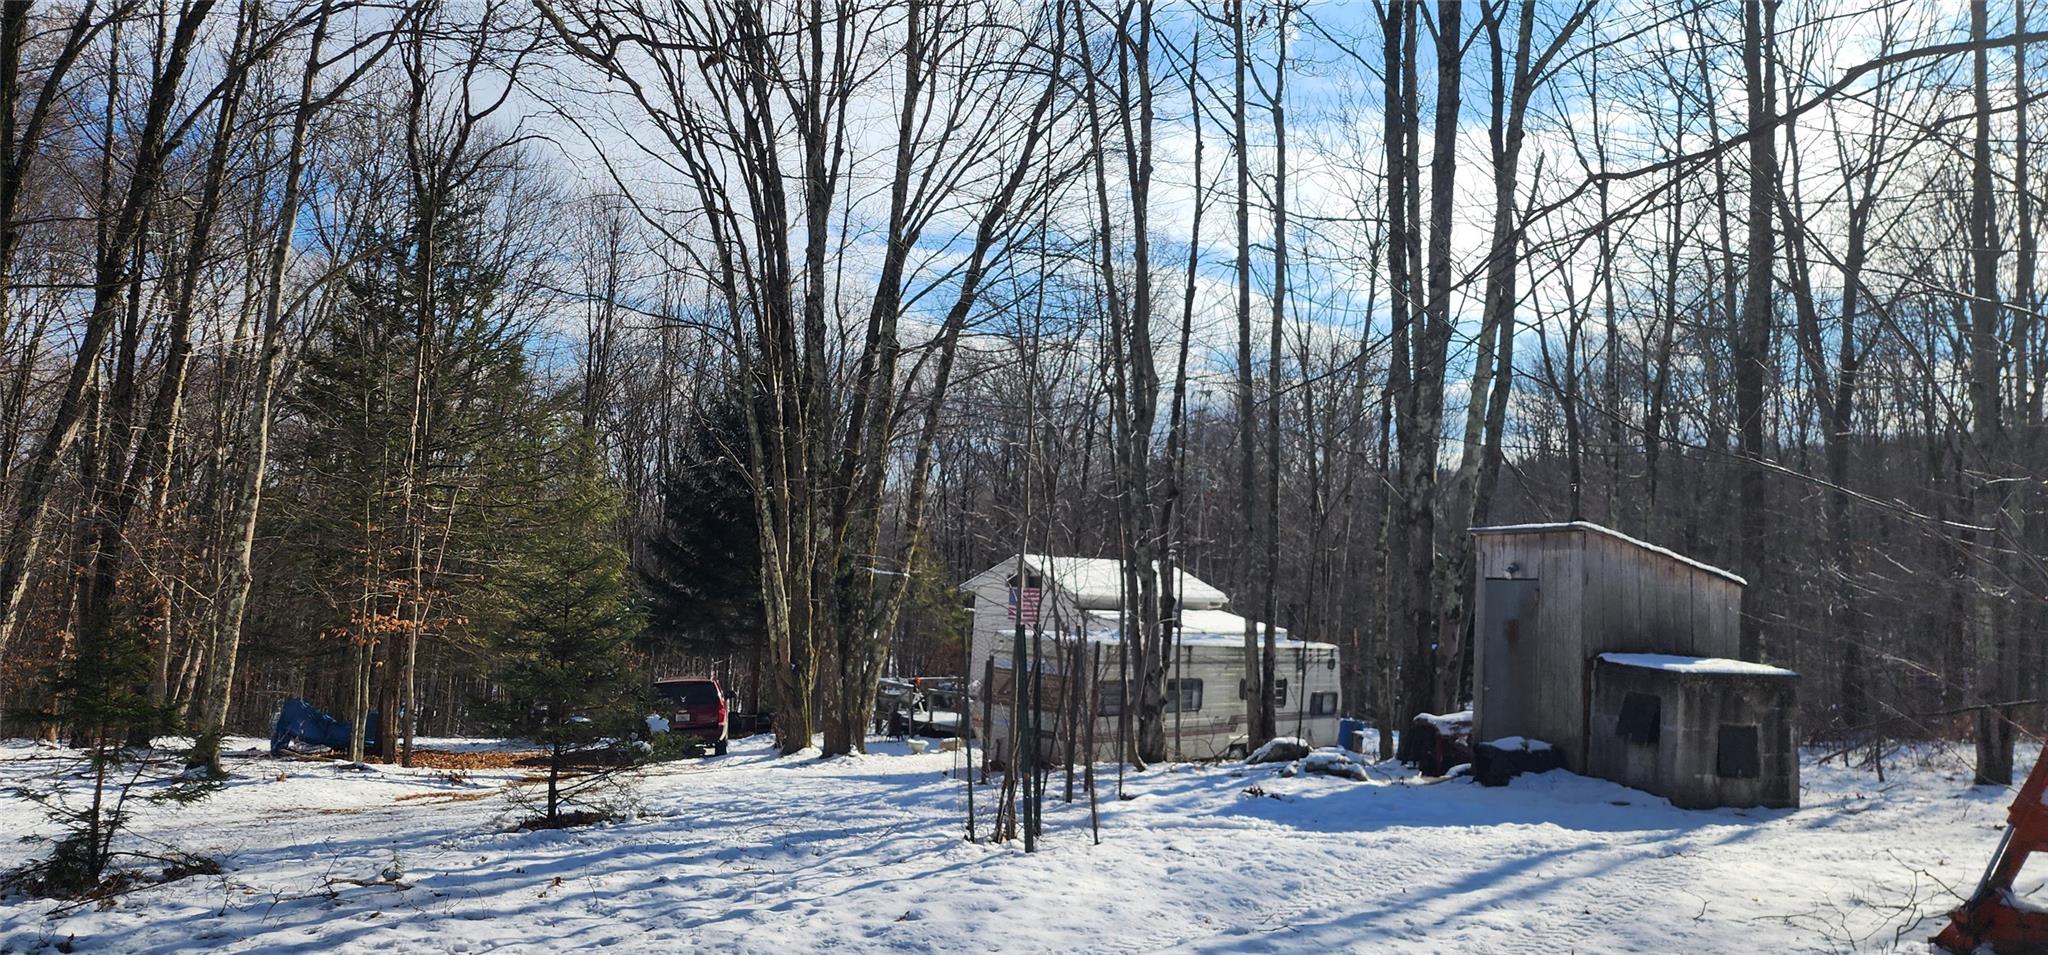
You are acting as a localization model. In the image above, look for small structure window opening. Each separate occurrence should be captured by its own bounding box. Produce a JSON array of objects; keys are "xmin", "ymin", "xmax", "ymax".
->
[
  {"xmin": 1309, "ymin": 691, "xmax": 1338, "ymax": 716},
  {"xmin": 1616, "ymin": 692, "xmax": 1660, "ymax": 745},
  {"xmin": 1166, "ymin": 678, "xmax": 1203, "ymax": 713},
  {"xmin": 1717, "ymin": 724, "xmax": 1761, "ymax": 779}
]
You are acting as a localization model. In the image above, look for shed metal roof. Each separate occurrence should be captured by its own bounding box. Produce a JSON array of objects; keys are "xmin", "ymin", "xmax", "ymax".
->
[
  {"xmin": 1470, "ymin": 521, "xmax": 1747, "ymax": 586},
  {"xmin": 1597, "ymin": 652, "xmax": 1795, "ymax": 677}
]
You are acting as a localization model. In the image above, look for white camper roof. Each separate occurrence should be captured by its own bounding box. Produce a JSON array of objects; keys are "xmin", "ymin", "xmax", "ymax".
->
[
  {"xmin": 962, "ymin": 554, "xmax": 1229, "ymax": 611},
  {"xmin": 1080, "ymin": 608, "xmax": 1335, "ymax": 651}
]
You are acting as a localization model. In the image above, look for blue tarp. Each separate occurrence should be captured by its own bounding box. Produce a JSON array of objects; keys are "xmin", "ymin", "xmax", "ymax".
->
[{"xmin": 270, "ymin": 698, "xmax": 378, "ymax": 756}]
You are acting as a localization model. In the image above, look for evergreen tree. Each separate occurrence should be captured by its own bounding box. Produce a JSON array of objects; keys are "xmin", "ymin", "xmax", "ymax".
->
[
  {"xmin": 889, "ymin": 540, "xmax": 970, "ymax": 678},
  {"xmin": 639, "ymin": 400, "xmax": 762, "ymax": 657},
  {"xmin": 258, "ymin": 148, "xmax": 550, "ymax": 750},
  {"xmin": 487, "ymin": 433, "xmax": 644, "ymax": 826}
]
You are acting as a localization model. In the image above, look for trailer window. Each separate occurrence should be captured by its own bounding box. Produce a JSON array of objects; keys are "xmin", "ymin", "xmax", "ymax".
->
[
  {"xmin": 1165, "ymin": 679, "xmax": 1202, "ymax": 713},
  {"xmin": 1309, "ymin": 692, "xmax": 1338, "ymax": 716},
  {"xmin": 1096, "ymin": 682, "xmax": 1125, "ymax": 716},
  {"xmin": 1237, "ymin": 678, "xmax": 1288, "ymax": 705}
]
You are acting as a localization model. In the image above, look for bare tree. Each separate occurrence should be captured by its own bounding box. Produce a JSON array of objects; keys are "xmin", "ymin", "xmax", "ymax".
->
[{"xmin": 540, "ymin": 0, "xmax": 1068, "ymax": 755}]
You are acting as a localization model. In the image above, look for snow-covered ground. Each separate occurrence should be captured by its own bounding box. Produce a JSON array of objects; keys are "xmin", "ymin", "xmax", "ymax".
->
[{"xmin": 0, "ymin": 734, "xmax": 2027, "ymax": 953}]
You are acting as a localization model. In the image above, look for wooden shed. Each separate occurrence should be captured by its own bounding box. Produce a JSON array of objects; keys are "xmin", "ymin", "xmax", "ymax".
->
[{"xmin": 1470, "ymin": 522, "xmax": 1746, "ymax": 772}]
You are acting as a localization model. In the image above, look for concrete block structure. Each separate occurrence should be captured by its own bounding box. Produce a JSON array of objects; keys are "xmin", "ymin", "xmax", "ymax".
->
[{"xmin": 1586, "ymin": 654, "xmax": 1800, "ymax": 809}]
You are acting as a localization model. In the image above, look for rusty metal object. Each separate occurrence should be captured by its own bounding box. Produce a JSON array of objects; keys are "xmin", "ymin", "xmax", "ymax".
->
[{"xmin": 1936, "ymin": 752, "xmax": 2048, "ymax": 953}]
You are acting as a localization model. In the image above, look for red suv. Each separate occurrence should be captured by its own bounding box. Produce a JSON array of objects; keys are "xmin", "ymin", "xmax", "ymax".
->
[{"xmin": 654, "ymin": 677, "xmax": 729, "ymax": 755}]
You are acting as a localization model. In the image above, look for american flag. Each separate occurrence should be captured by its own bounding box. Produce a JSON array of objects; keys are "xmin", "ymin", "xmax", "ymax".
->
[{"xmin": 1007, "ymin": 584, "xmax": 1041, "ymax": 624}]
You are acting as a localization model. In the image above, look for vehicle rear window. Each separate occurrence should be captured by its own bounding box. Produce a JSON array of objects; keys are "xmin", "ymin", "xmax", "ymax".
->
[{"xmin": 658, "ymin": 681, "xmax": 718, "ymax": 706}]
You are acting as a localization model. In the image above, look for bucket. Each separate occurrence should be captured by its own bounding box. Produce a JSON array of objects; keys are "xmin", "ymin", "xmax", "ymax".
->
[{"xmin": 907, "ymin": 739, "xmax": 929, "ymax": 755}]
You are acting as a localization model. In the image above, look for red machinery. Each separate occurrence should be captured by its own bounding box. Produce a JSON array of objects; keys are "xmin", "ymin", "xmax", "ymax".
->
[{"xmin": 1936, "ymin": 752, "xmax": 2048, "ymax": 953}]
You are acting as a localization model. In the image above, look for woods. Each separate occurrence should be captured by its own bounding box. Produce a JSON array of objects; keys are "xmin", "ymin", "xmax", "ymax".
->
[{"xmin": 0, "ymin": 0, "xmax": 2045, "ymax": 792}]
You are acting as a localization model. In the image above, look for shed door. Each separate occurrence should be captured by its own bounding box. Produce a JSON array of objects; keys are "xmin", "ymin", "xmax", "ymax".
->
[{"xmin": 1481, "ymin": 578, "xmax": 1541, "ymax": 732}]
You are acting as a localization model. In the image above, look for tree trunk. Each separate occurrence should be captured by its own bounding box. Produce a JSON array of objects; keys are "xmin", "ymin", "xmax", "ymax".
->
[
  {"xmin": 0, "ymin": 1, "xmax": 210, "ymax": 679},
  {"xmin": 1231, "ymin": 0, "xmax": 1266, "ymax": 746},
  {"xmin": 1398, "ymin": 0, "xmax": 1461, "ymax": 722},
  {"xmin": 1967, "ymin": 0, "xmax": 2013, "ymax": 786},
  {"xmin": 1735, "ymin": 0, "xmax": 1777, "ymax": 663},
  {"xmin": 191, "ymin": 2, "xmax": 341, "ymax": 772}
]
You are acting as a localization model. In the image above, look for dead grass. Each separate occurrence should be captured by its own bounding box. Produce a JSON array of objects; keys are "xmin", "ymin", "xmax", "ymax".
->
[
  {"xmin": 514, "ymin": 809, "xmax": 612, "ymax": 831},
  {"xmin": 400, "ymin": 749, "xmax": 546, "ymax": 771},
  {"xmin": 392, "ymin": 790, "xmax": 493, "ymax": 804},
  {"xmin": 262, "ymin": 746, "xmax": 628, "ymax": 772}
]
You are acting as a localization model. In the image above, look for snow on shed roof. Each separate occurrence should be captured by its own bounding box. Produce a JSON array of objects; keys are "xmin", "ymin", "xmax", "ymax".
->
[
  {"xmin": 1597, "ymin": 653, "xmax": 1796, "ymax": 677},
  {"xmin": 967, "ymin": 554, "xmax": 1229, "ymax": 610},
  {"xmin": 1470, "ymin": 521, "xmax": 1747, "ymax": 586}
]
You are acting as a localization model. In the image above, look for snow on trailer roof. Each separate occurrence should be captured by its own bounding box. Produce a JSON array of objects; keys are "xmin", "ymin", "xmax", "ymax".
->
[
  {"xmin": 1470, "ymin": 521, "xmax": 1748, "ymax": 586},
  {"xmin": 1597, "ymin": 653, "xmax": 1796, "ymax": 677},
  {"xmin": 968, "ymin": 554, "xmax": 1230, "ymax": 610},
  {"xmin": 1078, "ymin": 608, "xmax": 1337, "ymax": 651}
]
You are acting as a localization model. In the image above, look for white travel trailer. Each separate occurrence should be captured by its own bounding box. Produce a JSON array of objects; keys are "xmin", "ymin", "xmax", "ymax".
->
[{"xmin": 960, "ymin": 555, "xmax": 1342, "ymax": 762}]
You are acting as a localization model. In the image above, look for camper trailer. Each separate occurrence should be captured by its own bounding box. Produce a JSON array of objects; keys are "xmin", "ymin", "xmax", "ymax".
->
[{"xmin": 961, "ymin": 556, "xmax": 1341, "ymax": 762}]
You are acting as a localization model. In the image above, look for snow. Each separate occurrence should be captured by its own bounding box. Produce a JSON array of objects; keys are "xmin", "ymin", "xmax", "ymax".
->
[
  {"xmin": 1080, "ymin": 608, "xmax": 1337, "ymax": 651},
  {"xmin": 1295, "ymin": 749, "xmax": 1370, "ymax": 781},
  {"xmin": 1470, "ymin": 521, "xmax": 1748, "ymax": 585},
  {"xmin": 1417, "ymin": 709, "xmax": 1474, "ymax": 732},
  {"xmin": 1484, "ymin": 736, "xmax": 1553, "ymax": 752},
  {"xmin": 1247, "ymin": 737, "xmax": 1312, "ymax": 764},
  {"xmin": 1001, "ymin": 554, "xmax": 1230, "ymax": 610},
  {"xmin": 1599, "ymin": 653, "xmax": 1798, "ymax": 677},
  {"xmin": 0, "ymin": 734, "xmax": 2030, "ymax": 952}
]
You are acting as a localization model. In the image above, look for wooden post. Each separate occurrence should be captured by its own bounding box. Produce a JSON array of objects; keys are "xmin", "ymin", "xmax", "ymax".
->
[
  {"xmin": 1062, "ymin": 636, "xmax": 1077, "ymax": 803},
  {"xmin": 1087, "ymin": 641, "xmax": 1101, "ymax": 845},
  {"xmin": 980, "ymin": 657, "xmax": 995, "ymax": 785},
  {"xmin": 1027, "ymin": 623, "xmax": 1042, "ymax": 848},
  {"xmin": 1116, "ymin": 619, "xmax": 1128, "ymax": 798},
  {"xmin": 963, "ymin": 624, "xmax": 975, "ymax": 843}
]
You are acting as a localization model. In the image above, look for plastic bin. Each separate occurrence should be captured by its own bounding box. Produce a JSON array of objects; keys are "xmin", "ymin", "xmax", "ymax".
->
[{"xmin": 1338, "ymin": 717, "xmax": 1368, "ymax": 754}]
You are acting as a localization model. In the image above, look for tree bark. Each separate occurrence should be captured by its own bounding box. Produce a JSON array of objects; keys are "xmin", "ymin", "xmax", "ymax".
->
[
  {"xmin": 1231, "ymin": 0, "xmax": 1266, "ymax": 746},
  {"xmin": 1735, "ymin": 0, "xmax": 1778, "ymax": 663},
  {"xmin": 0, "ymin": 1, "xmax": 210, "ymax": 679},
  {"xmin": 1966, "ymin": 0, "xmax": 2013, "ymax": 786},
  {"xmin": 192, "ymin": 0, "xmax": 353, "ymax": 771}
]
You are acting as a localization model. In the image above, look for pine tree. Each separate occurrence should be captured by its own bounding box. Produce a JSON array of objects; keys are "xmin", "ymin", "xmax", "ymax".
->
[
  {"xmin": 487, "ymin": 433, "xmax": 643, "ymax": 826},
  {"xmin": 889, "ymin": 540, "xmax": 969, "ymax": 678},
  {"xmin": 638, "ymin": 400, "xmax": 762, "ymax": 657},
  {"xmin": 260, "ymin": 152, "xmax": 547, "ymax": 753}
]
